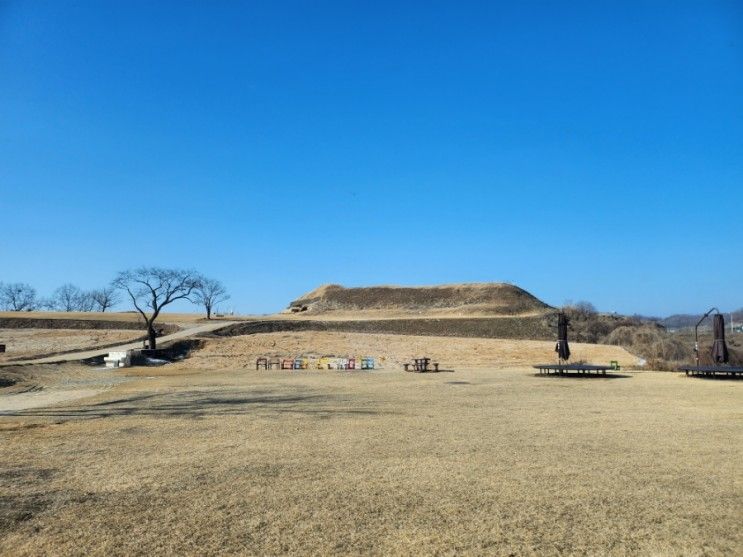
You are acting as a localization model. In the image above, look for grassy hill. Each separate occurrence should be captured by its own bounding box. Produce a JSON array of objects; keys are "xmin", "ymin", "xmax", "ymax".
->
[{"xmin": 286, "ymin": 283, "xmax": 553, "ymax": 317}]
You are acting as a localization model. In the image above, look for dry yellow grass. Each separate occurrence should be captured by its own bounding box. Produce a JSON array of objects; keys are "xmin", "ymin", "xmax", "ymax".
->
[
  {"xmin": 0, "ymin": 329, "xmax": 141, "ymax": 362},
  {"xmin": 181, "ymin": 331, "xmax": 638, "ymax": 370},
  {"xmin": 0, "ymin": 311, "xmax": 210, "ymax": 324},
  {"xmin": 1, "ymin": 344, "xmax": 741, "ymax": 555}
]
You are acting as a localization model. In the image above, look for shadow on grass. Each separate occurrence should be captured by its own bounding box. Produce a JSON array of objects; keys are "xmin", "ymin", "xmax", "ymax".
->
[
  {"xmin": 684, "ymin": 374, "xmax": 743, "ymax": 381},
  {"xmin": 0, "ymin": 493, "xmax": 53, "ymax": 534},
  {"xmin": 532, "ymin": 373, "xmax": 632, "ymax": 379},
  {"xmin": 3, "ymin": 390, "xmax": 396, "ymax": 420}
]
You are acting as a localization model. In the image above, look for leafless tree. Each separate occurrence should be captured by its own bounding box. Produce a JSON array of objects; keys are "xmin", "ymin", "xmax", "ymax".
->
[
  {"xmin": 574, "ymin": 300, "xmax": 597, "ymax": 316},
  {"xmin": 49, "ymin": 284, "xmax": 93, "ymax": 312},
  {"xmin": 112, "ymin": 267, "xmax": 202, "ymax": 349},
  {"xmin": 564, "ymin": 300, "xmax": 597, "ymax": 318},
  {"xmin": 0, "ymin": 282, "xmax": 37, "ymax": 311},
  {"xmin": 80, "ymin": 291, "xmax": 96, "ymax": 311},
  {"xmin": 193, "ymin": 278, "xmax": 230, "ymax": 320},
  {"xmin": 90, "ymin": 286, "xmax": 120, "ymax": 312}
]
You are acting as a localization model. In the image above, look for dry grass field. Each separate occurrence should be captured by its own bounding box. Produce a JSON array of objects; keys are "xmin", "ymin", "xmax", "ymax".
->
[
  {"xmin": 183, "ymin": 331, "xmax": 639, "ymax": 370},
  {"xmin": 0, "ymin": 311, "xmax": 214, "ymax": 325},
  {"xmin": 1, "ymin": 336, "xmax": 741, "ymax": 555},
  {"xmin": 0, "ymin": 329, "xmax": 141, "ymax": 363}
]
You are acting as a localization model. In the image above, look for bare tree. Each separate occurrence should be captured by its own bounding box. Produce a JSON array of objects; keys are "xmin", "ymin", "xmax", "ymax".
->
[
  {"xmin": 49, "ymin": 284, "xmax": 90, "ymax": 312},
  {"xmin": 0, "ymin": 282, "xmax": 37, "ymax": 311},
  {"xmin": 564, "ymin": 300, "xmax": 597, "ymax": 318},
  {"xmin": 193, "ymin": 278, "xmax": 230, "ymax": 320},
  {"xmin": 90, "ymin": 286, "xmax": 120, "ymax": 312},
  {"xmin": 574, "ymin": 300, "xmax": 597, "ymax": 315},
  {"xmin": 112, "ymin": 268, "xmax": 202, "ymax": 349},
  {"xmin": 78, "ymin": 291, "xmax": 96, "ymax": 312}
]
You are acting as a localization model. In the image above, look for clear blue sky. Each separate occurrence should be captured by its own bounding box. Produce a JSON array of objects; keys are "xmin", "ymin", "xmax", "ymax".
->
[{"xmin": 1, "ymin": 1, "xmax": 741, "ymax": 316}]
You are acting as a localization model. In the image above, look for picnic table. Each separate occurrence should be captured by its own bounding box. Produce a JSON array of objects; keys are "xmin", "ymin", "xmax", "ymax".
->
[
  {"xmin": 533, "ymin": 364, "xmax": 614, "ymax": 376},
  {"xmin": 404, "ymin": 358, "xmax": 440, "ymax": 372},
  {"xmin": 679, "ymin": 365, "xmax": 743, "ymax": 378},
  {"xmin": 415, "ymin": 357, "xmax": 430, "ymax": 371}
]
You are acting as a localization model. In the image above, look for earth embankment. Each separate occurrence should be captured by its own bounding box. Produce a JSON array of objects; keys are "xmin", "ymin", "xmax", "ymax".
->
[{"xmin": 217, "ymin": 316, "xmax": 555, "ymax": 340}]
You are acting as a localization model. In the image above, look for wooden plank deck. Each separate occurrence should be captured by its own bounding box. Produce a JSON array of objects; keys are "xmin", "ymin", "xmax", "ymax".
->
[
  {"xmin": 679, "ymin": 365, "xmax": 743, "ymax": 377},
  {"xmin": 533, "ymin": 364, "xmax": 614, "ymax": 375}
]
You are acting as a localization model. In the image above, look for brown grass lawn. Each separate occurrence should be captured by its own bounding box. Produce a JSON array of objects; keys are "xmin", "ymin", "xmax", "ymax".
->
[
  {"xmin": 180, "ymin": 331, "xmax": 638, "ymax": 371},
  {"xmin": 1, "ymin": 360, "xmax": 741, "ymax": 555},
  {"xmin": 0, "ymin": 311, "xmax": 213, "ymax": 322},
  {"xmin": 0, "ymin": 329, "xmax": 141, "ymax": 363}
]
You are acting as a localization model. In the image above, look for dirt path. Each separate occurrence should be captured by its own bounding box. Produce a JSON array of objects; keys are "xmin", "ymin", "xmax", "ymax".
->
[
  {"xmin": 0, "ymin": 363, "xmax": 136, "ymax": 414},
  {"xmin": 0, "ymin": 389, "xmax": 104, "ymax": 413},
  {"xmin": 0, "ymin": 321, "xmax": 237, "ymax": 367}
]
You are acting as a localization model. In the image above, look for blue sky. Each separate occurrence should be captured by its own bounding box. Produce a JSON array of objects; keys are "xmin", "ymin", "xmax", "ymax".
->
[{"xmin": 1, "ymin": 1, "xmax": 741, "ymax": 316}]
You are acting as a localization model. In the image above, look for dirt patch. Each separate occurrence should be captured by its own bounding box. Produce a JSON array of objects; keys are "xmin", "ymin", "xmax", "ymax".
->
[
  {"xmin": 0, "ymin": 422, "xmax": 51, "ymax": 432},
  {"xmin": 0, "ymin": 389, "xmax": 108, "ymax": 414},
  {"xmin": 0, "ymin": 363, "xmax": 131, "ymax": 414},
  {"xmin": 0, "ymin": 494, "xmax": 53, "ymax": 534}
]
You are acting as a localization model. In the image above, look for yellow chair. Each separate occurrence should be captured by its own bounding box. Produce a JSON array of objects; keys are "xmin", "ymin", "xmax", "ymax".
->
[{"xmin": 317, "ymin": 357, "xmax": 331, "ymax": 370}]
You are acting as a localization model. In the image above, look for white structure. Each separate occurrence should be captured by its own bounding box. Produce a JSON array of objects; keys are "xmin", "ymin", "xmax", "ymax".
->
[{"xmin": 104, "ymin": 350, "xmax": 132, "ymax": 368}]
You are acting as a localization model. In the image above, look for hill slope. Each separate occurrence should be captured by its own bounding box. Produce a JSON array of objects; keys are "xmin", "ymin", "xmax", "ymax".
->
[{"xmin": 286, "ymin": 283, "xmax": 552, "ymax": 317}]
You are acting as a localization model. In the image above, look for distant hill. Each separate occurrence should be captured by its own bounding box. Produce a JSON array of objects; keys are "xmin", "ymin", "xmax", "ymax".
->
[
  {"xmin": 660, "ymin": 309, "xmax": 743, "ymax": 330},
  {"xmin": 286, "ymin": 283, "xmax": 553, "ymax": 317}
]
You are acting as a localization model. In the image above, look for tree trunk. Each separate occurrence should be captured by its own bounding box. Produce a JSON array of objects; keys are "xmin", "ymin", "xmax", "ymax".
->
[
  {"xmin": 148, "ymin": 324, "xmax": 157, "ymax": 350},
  {"xmin": 206, "ymin": 305, "xmax": 212, "ymax": 320}
]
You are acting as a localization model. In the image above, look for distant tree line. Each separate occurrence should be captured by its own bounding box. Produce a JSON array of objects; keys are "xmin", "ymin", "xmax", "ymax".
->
[
  {"xmin": 0, "ymin": 282, "xmax": 123, "ymax": 313},
  {"xmin": 1, "ymin": 268, "xmax": 230, "ymax": 349}
]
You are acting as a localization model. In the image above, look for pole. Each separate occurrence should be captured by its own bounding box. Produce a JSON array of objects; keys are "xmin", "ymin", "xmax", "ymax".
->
[{"xmin": 695, "ymin": 307, "xmax": 720, "ymax": 367}]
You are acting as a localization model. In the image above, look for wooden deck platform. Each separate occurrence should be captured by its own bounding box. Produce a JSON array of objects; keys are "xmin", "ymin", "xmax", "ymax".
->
[
  {"xmin": 679, "ymin": 365, "xmax": 743, "ymax": 378},
  {"xmin": 533, "ymin": 364, "xmax": 614, "ymax": 375}
]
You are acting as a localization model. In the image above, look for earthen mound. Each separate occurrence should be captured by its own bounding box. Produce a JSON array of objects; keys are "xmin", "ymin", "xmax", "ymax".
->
[{"xmin": 286, "ymin": 283, "xmax": 552, "ymax": 316}]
